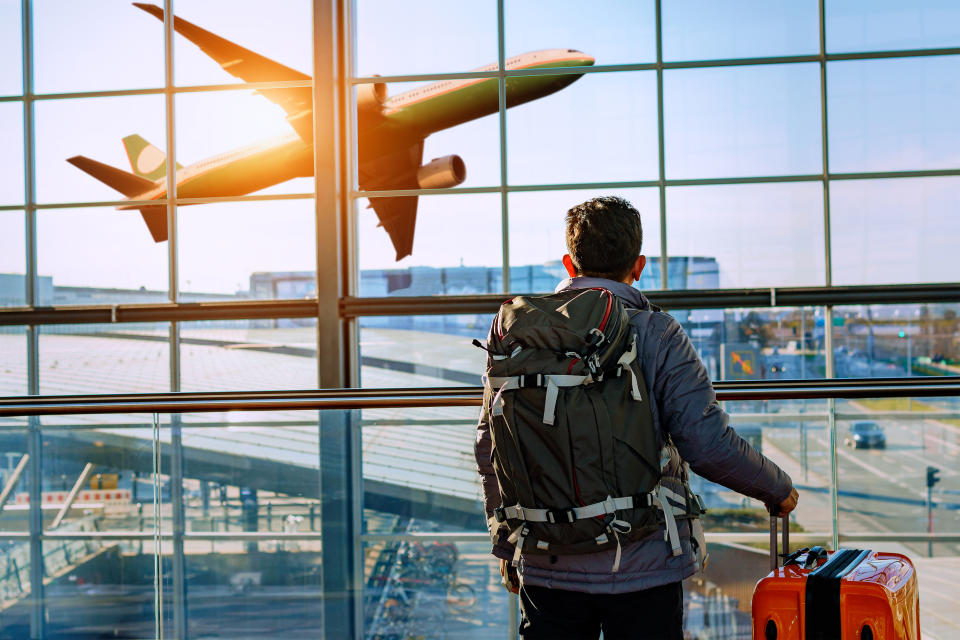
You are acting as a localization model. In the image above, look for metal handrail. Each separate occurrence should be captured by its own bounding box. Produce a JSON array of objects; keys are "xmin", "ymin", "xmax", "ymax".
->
[{"xmin": 1, "ymin": 377, "xmax": 959, "ymax": 416}]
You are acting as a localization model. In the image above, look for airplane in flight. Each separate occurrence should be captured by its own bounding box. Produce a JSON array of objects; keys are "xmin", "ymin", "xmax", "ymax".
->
[{"xmin": 68, "ymin": 3, "xmax": 594, "ymax": 260}]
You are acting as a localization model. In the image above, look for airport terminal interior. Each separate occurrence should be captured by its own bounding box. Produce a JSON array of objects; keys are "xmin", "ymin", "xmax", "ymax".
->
[{"xmin": 1, "ymin": 1, "xmax": 960, "ymax": 638}]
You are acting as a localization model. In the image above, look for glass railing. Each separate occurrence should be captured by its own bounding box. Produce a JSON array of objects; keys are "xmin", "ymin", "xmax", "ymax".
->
[{"xmin": 1, "ymin": 379, "xmax": 959, "ymax": 640}]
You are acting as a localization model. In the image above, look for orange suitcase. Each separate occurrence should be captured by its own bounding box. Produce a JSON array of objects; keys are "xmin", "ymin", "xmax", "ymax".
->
[{"xmin": 751, "ymin": 516, "xmax": 920, "ymax": 640}]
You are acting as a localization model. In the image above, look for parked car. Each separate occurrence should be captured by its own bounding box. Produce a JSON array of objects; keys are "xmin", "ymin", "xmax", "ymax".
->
[{"xmin": 845, "ymin": 421, "xmax": 886, "ymax": 449}]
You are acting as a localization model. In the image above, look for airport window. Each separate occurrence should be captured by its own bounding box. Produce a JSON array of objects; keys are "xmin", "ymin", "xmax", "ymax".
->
[
  {"xmin": 825, "ymin": 0, "xmax": 960, "ymax": 53},
  {"xmin": 505, "ymin": 0, "xmax": 656, "ymax": 66},
  {"xmin": 356, "ymin": 0, "xmax": 497, "ymax": 77},
  {"xmin": 664, "ymin": 64, "xmax": 822, "ymax": 179},
  {"xmin": 827, "ymin": 56, "xmax": 960, "ymax": 174},
  {"xmin": 830, "ymin": 177, "xmax": 960, "ymax": 285},
  {"xmin": 665, "ymin": 183, "xmax": 826, "ymax": 289},
  {"xmin": 0, "ymin": 103, "xmax": 24, "ymax": 206},
  {"xmin": 661, "ymin": 0, "xmax": 819, "ymax": 61},
  {"xmin": 507, "ymin": 187, "xmax": 660, "ymax": 286},
  {"xmin": 179, "ymin": 318, "xmax": 319, "ymax": 391},
  {"xmin": 506, "ymin": 70, "xmax": 659, "ymax": 185},
  {"xmin": 2, "ymin": 2, "xmax": 960, "ymax": 638},
  {"xmin": 0, "ymin": 327, "xmax": 27, "ymax": 395}
]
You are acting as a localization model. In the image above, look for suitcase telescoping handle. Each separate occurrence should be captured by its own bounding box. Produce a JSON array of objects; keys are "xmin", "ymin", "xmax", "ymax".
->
[{"xmin": 769, "ymin": 512, "xmax": 789, "ymax": 571}]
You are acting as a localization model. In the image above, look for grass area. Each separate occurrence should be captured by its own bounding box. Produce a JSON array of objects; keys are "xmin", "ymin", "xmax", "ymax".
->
[
  {"xmin": 855, "ymin": 398, "xmax": 960, "ymax": 429},
  {"xmin": 701, "ymin": 508, "xmax": 805, "ymax": 534}
]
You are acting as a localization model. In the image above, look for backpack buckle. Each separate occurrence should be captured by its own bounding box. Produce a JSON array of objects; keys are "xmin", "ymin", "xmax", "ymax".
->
[
  {"xmin": 546, "ymin": 508, "xmax": 576, "ymax": 524},
  {"xmin": 494, "ymin": 507, "xmax": 507, "ymax": 523},
  {"xmin": 635, "ymin": 492, "xmax": 654, "ymax": 508}
]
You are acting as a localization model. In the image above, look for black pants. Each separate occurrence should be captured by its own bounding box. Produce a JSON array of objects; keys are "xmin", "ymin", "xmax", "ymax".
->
[{"xmin": 518, "ymin": 581, "xmax": 683, "ymax": 640}]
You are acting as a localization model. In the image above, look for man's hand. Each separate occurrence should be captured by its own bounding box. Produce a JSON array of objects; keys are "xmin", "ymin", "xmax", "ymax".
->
[
  {"xmin": 770, "ymin": 488, "xmax": 799, "ymax": 518},
  {"xmin": 500, "ymin": 558, "xmax": 520, "ymax": 594}
]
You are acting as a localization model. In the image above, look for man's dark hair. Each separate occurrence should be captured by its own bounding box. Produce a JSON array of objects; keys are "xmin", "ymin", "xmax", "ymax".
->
[{"xmin": 565, "ymin": 196, "xmax": 643, "ymax": 281}]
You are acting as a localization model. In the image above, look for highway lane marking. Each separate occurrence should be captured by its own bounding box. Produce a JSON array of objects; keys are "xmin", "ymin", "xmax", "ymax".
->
[{"xmin": 812, "ymin": 435, "xmax": 926, "ymax": 499}]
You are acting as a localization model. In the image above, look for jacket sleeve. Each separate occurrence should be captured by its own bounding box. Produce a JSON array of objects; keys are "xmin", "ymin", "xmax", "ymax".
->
[
  {"xmin": 475, "ymin": 391, "xmax": 516, "ymax": 561},
  {"xmin": 650, "ymin": 316, "xmax": 794, "ymax": 507}
]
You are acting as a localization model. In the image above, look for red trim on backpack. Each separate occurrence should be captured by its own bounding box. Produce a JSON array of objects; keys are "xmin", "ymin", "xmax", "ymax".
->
[
  {"xmin": 567, "ymin": 358, "xmax": 580, "ymax": 374},
  {"xmin": 588, "ymin": 287, "xmax": 614, "ymax": 332}
]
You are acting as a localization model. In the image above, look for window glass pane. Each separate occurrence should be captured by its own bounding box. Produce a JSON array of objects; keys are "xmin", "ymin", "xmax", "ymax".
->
[
  {"xmin": 662, "ymin": 0, "xmax": 818, "ymax": 61},
  {"xmin": 830, "ymin": 177, "xmax": 960, "ymax": 285},
  {"xmin": 175, "ymin": 91, "xmax": 314, "ymax": 199},
  {"xmin": 506, "ymin": 0, "xmax": 655, "ymax": 66},
  {"xmin": 30, "ymin": 417, "xmax": 162, "ymax": 636},
  {"xmin": 665, "ymin": 64, "xmax": 821, "ymax": 179},
  {"xmin": 679, "ymin": 307, "xmax": 827, "ymax": 382},
  {"xmin": 508, "ymin": 70, "xmax": 658, "ymax": 184},
  {"xmin": 39, "ymin": 324, "xmax": 170, "ymax": 394},
  {"xmin": 355, "ymin": 79, "xmax": 500, "ymax": 193},
  {"xmin": 173, "ymin": 0, "xmax": 312, "ymax": 87},
  {"xmin": 35, "ymin": 95, "xmax": 165, "ymax": 204},
  {"xmin": 0, "ymin": 214, "xmax": 26, "ymax": 307},
  {"xmin": 33, "ymin": 0, "xmax": 164, "ymax": 94},
  {"xmin": 177, "ymin": 417, "xmax": 324, "ymax": 636},
  {"xmin": 507, "ymin": 188, "xmax": 661, "ymax": 288},
  {"xmin": 827, "ymin": 0, "xmax": 960, "ymax": 53},
  {"xmin": 0, "ymin": 327, "xmax": 27, "ymax": 395},
  {"xmin": 666, "ymin": 183, "xmax": 826, "ymax": 288},
  {"xmin": 362, "ymin": 538, "xmax": 511, "ymax": 638},
  {"xmin": 833, "ymin": 304, "xmax": 960, "ymax": 378},
  {"xmin": 361, "ymin": 407, "xmax": 487, "ymax": 528},
  {"xmin": 828, "ymin": 57, "xmax": 960, "ymax": 173},
  {"xmin": 178, "ymin": 200, "xmax": 315, "ymax": 301},
  {"xmin": 180, "ymin": 319, "xmax": 317, "ymax": 391},
  {"xmin": 356, "ymin": 194, "xmax": 503, "ymax": 287},
  {"xmin": 359, "ymin": 314, "xmax": 491, "ymax": 388},
  {"xmin": 37, "ymin": 208, "xmax": 168, "ymax": 303},
  {"xmin": 0, "ymin": 433, "xmax": 28, "ymax": 531},
  {"xmin": 356, "ymin": 0, "xmax": 496, "ymax": 77},
  {"xmin": 0, "ymin": 1, "xmax": 21, "ymax": 96},
  {"xmin": 0, "ymin": 103, "xmax": 24, "ymax": 206},
  {"xmin": 836, "ymin": 396, "xmax": 960, "ymax": 573}
]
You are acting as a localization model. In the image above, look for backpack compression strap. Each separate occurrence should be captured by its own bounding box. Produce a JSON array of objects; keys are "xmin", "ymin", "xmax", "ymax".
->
[{"xmin": 485, "ymin": 374, "xmax": 593, "ymax": 425}]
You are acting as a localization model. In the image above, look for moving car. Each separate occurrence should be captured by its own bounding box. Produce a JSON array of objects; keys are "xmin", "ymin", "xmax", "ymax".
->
[{"xmin": 845, "ymin": 421, "xmax": 886, "ymax": 449}]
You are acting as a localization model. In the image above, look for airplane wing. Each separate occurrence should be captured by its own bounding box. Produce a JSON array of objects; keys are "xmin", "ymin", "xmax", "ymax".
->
[
  {"xmin": 364, "ymin": 143, "xmax": 424, "ymax": 261},
  {"xmin": 134, "ymin": 3, "xmax": 314, "ymax": 143}
]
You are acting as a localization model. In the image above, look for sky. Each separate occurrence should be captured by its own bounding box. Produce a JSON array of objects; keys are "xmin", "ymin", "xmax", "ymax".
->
[{"xmin": 2, "ymin": 0, "xmax": 960, "ymax": 298}]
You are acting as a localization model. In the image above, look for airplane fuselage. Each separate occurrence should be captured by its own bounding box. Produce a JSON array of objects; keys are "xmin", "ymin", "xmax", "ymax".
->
[{"xmin": 131, "ymin": 49, "xmax": 593, "ymax": 203}]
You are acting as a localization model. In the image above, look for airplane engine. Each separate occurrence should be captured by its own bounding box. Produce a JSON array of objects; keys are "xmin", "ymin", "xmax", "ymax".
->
[
  {"xmin": 357, "ymin": 78, "xmax": 387, "ymax": 116},
  {"xmin": 417, "ymin": 155, "xmax": 466, "ymax": 189}
]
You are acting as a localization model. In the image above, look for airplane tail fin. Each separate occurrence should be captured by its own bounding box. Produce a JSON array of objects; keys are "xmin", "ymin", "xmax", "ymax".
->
[
  {"xmin": 66, "ymin": 155, "xmax": 168, "ymax": 242},
  {"xmin": 122, "ymin": 134, "xmax": 182, "ymax": 181}
]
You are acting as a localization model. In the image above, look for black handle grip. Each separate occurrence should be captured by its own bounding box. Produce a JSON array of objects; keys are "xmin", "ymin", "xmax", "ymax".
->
[{"xmin": 769, "ymin": 513, "xmax": 789, "ymax": 571}]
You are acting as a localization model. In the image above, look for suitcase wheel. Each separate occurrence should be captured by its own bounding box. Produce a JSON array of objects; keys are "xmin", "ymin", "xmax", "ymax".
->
[{"xmin": 764, "ymin": 619, "xmax": 777, "ymax": 640}]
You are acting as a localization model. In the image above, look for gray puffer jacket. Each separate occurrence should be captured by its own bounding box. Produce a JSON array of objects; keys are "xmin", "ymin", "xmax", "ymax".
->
[{"xmin": 474, "ymin": 276, "xmax": 794, "ymax": 594}]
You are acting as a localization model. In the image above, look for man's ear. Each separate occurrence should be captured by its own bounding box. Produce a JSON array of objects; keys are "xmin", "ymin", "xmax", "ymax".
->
[
  {"xmin": 562, "ymin": 254, "xmax": 578, "ymax": 278},
  {"xmin": 630, "ymin": 255, "xmax": 647, "ymax": 283}
]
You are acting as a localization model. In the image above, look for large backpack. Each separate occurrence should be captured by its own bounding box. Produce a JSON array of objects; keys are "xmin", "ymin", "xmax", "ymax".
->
[{"xmin": 478, "ymin": 288, "xmax": 705, "ymax": 571}]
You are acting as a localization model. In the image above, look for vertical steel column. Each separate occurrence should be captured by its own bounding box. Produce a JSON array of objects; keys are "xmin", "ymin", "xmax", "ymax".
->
[
  {"xmin": 654, "ymin": 0, "xmax": 669, "ymax": 290},
  {"xmin": 314, "ymin": 0, "xmax": 356, "ymax": 638},
  {"xmin": 818, "ymin": 0, "xmax": 840, "ymax": 552},
  {"xmin": 342, "ymin": 0, "xmax": 359, "ymax": 388},
  {"xmin": 21, "ymin": 1, "xmax": 44, "ymax": 637},
  {"xmin": 497, "ymin": 0, "xmax": 510, "ymax": 293},
  {"xmin": 313, "ymin": 0, "xmax": 346, "ymax": 390},
  {"xmin": 161, "ymin": 1, "xmax": 186, "ymax": 637},
  {"xmin": 318, "ymin": 408, "xmax": 356, "ymax": 639}
]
